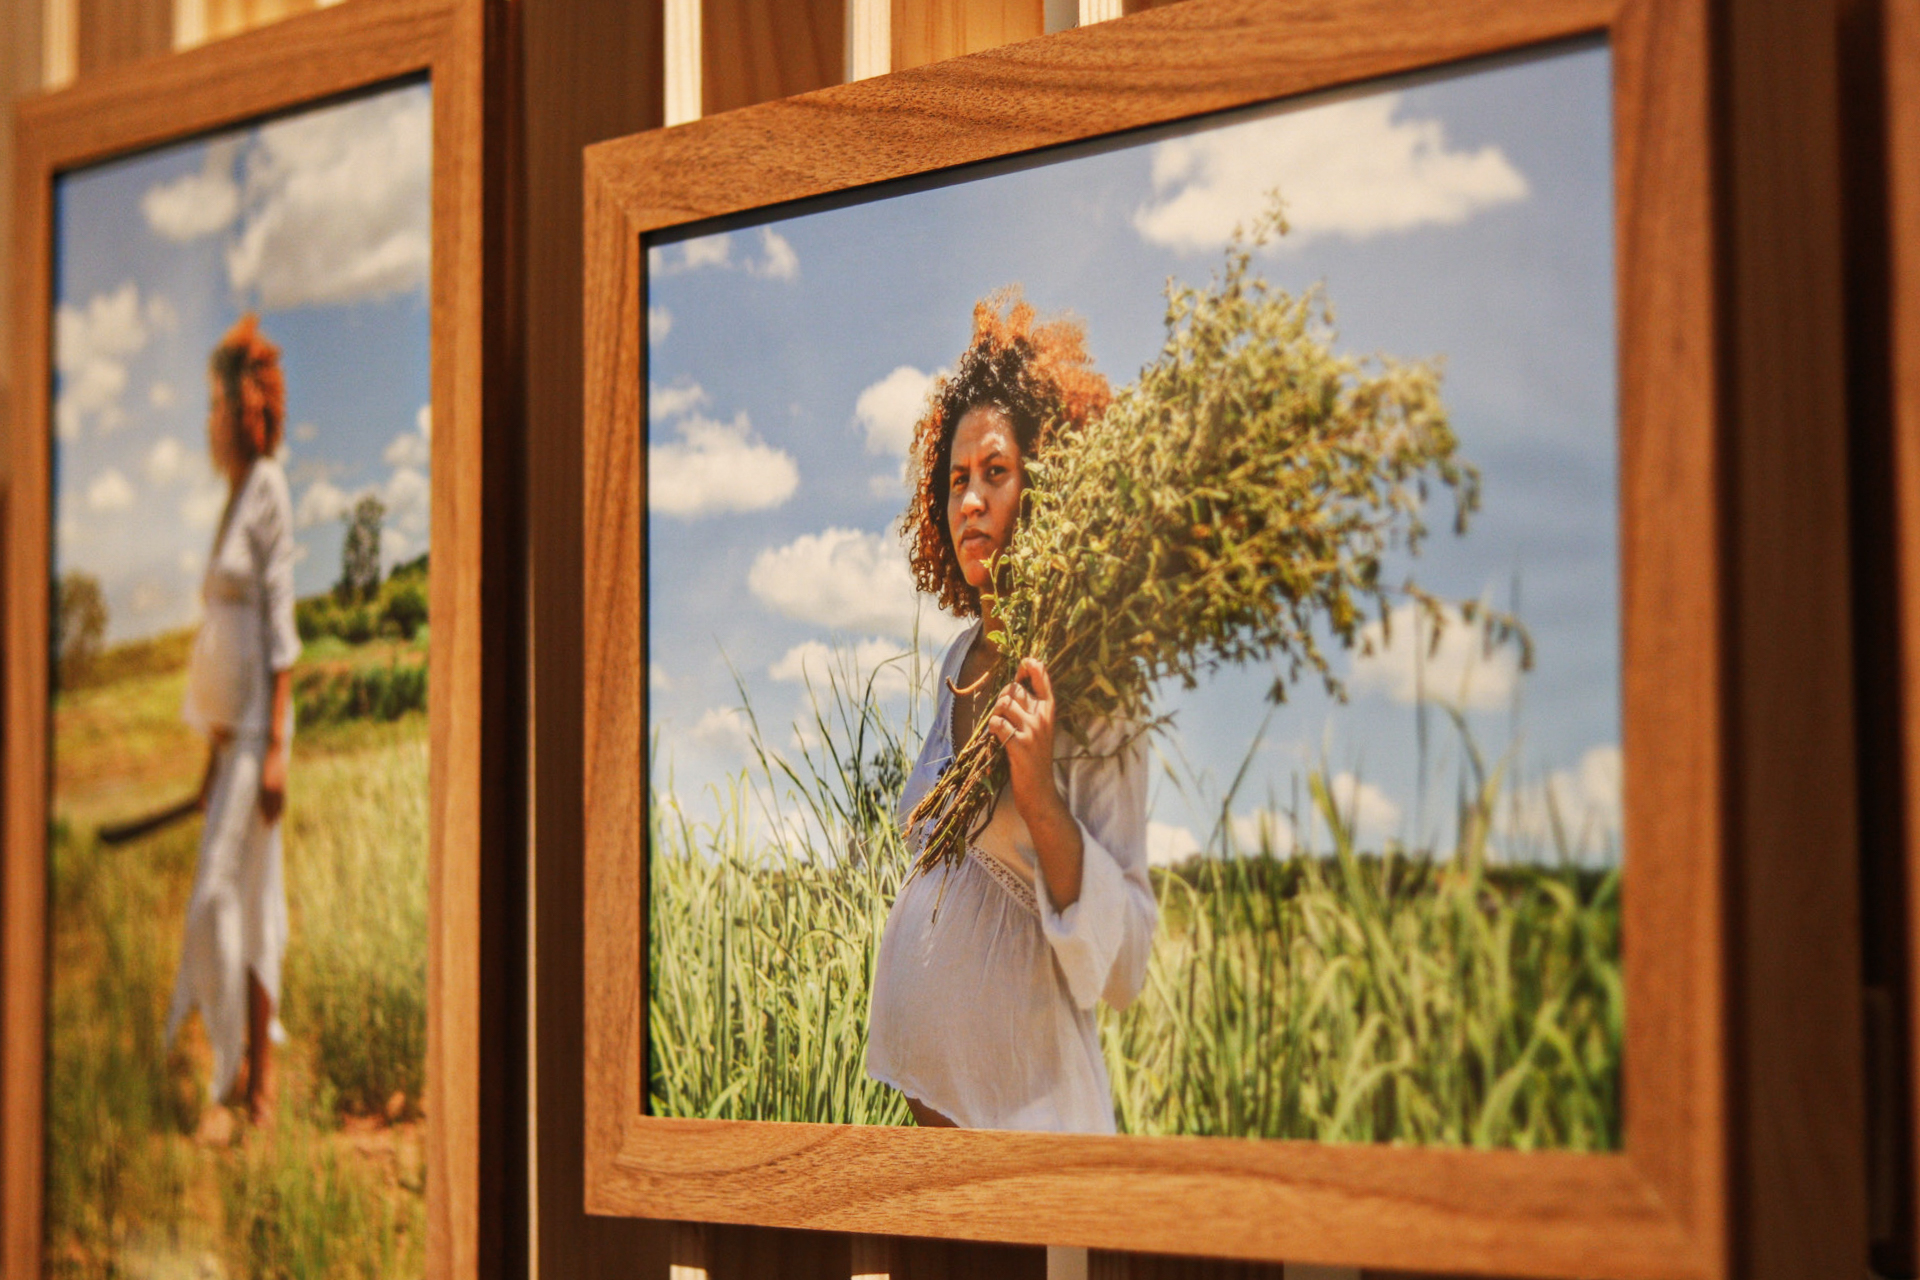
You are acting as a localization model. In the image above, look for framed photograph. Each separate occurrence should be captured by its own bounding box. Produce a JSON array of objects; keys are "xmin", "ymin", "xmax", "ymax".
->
[
  {"xmin": 581, "ymin": 0, "xmax": 1832, "ymax": 1274},
  {"xmin": 4, "ymin": 0, "xmax": 513, "ymax": 1275}
]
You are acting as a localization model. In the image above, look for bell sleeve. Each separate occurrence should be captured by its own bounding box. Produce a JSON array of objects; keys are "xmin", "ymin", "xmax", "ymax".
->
[
  {"xmin": 247, "ymin": 460, "xmax": 303, "ymax": 674},
  {"xmin": 1032, "ymin": 720, "xmax": 1157, "ymax": 1012}
]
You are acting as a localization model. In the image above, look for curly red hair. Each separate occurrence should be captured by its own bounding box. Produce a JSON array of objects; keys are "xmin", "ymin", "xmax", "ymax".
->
[
  {"xmin": 903, "ymin": 288, "xmax": 1111, "ymax": 619},
  {"xmin": 209, "ymin": 313, "xmax": 285, "ymax": 472}
]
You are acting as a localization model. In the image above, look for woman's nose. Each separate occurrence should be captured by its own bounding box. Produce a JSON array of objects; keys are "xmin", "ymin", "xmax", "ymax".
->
[{"xmin": 959, "ymin": 485, "xmax": 986, "ymax": 515}]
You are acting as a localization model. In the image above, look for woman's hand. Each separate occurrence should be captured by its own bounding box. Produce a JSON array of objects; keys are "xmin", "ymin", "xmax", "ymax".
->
[
  {"xmin": 259, "ymin": 745, "xmax": 286, "ymax": 825},
  {"xmin": 988, "ymin": 657, "xmax": 1084, "ymax": 907}
]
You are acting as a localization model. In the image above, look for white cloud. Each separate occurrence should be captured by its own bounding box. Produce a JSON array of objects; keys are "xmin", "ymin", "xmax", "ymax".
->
[
  {"xmin": 55, "ymin": 283, "xmax": 160, "ymax": 438},
  {"xmin": 650, "ymin": 661, "xmax": 672, "ymax": 691},
  {"xmin": 682, "ymin": 234, "xmax": 731, "ymax": 270},
  {"xmin": 1349, "ymin": 602, "xmax": 1520, "ymax": 712},
  {"xmin": 384, "ymin": 466, "xmax": 430, "ymax": 535},
  {"xmin": 1326, "ymin": 771, "xmax": 1402, "ymax": 845},
  {"xmin": 293, "ymin": 422, "xmax": 319, "ymax": 443},
  {"xmin": 650, "ymin": 413, "xmax": 799, "ymax": 517},
  {"xmin": 141, "ymin": 140, "xmax": 241, "ymax": 241},
  {"xmin": 384, "ymin": 422, "xmax": 431, "ymax": 468},
  {"xmin": 382, "ymin": 527, "xmax": 415, "ymax": 567},
  {"xmin": 649, "ymin": 305, "xmax": 672, "ymax": 343},
  {"xmin": 1230, "ymin": 807, "xmax": 1296, "ymax": 855},
  {"xmin": 296, "ymin": 478, "xmax": 352, "ymax": 529},
  {"xmin": 226, "ymin": 86, "xmax": 431, "ymax": 307},
  {"xmin": 649, "ymin": 381, "xmax": 709, "ymax": 421},
  {"xmin": 854, "ymin": 365, "xmax": 938, "ymax": 456},
  {"xmin": 692, "ymin": 706, "xmax": 752, "ymax": 752},
  {"xmin": 143, "ymin": 436, "xmax": 189, "ymax": 486},
  {"xmin": 747, "ymin": 527, "xmax": 963, "ymax": 643},
  {"xmin": 1502, "ymin": 744, "xmax": 1623, "ymax": 859},
  {"xmin": 86, "ymin": 469, "xmax": 135, "ymax": 513},
  {"xmin": 769, "ymin": 636, "xmax": 913, "ymax": 697},
  {"xmin": 148, "ymin": 381, "xmax": 176, "ymax": 409},
  {"xmin": 182, "ymin": 479, "xmax": 226, "ymax": 530},
  {"xmin": 1147, "ymin": 821, "xmax": 1202, "ymax": 867},
  {"xmin": 1133, "ymin": 92, "xmax": 1528, "ymax": 253},
  {"xmin": 648, "ymin": 228, "xmax": 798, "ymax": 280},
  {"xmin": 869, "ymin": 465, "xmax": 910, "ymax": 501},
  {"xmin": 753, "ymin": 228, "xmax": 798, "ymax": 280}
]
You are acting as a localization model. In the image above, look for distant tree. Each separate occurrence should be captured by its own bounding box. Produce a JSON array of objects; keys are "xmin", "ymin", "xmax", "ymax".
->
[
  {"xmin": 382, "ymin": 582, "xmax": 428, "ymax": 641},
  {"xmin": 54, "ymin": 572, "xmax": 108, "ymax": 688},
  {"xmin": 336, "ymin": 495, "xmax": 386, "ymax": 605}
]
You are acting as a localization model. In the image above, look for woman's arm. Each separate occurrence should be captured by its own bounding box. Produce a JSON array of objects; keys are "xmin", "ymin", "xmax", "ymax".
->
[
  {"xmin": 259, "ymin": 667, "xmax": 292, "ymax": 824},
  {"xmin": 249, "ymin": 461, "xmax": 300, "ymax": 826},
  {"xmin": 989, "ymin": 657, "xmax": 1085, "ymax": 909}
]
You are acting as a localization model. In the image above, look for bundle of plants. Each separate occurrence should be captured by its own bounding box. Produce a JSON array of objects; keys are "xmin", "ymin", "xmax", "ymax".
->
[{"xmin": 904, "ymin": 207, "xmax": 1526, "ymax": 875}]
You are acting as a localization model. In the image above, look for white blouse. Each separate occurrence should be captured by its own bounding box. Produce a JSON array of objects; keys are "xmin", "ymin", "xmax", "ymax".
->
[
  {"xmin": 183, "ymin": 456, "xmax": 301, "ymax": 740},
  {"xmin": 866, "ymin": 621, "xmax": 1157, "ymax": 1134}
]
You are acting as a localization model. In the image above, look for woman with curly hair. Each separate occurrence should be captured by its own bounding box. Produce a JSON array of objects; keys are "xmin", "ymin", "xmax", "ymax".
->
[
  {"xmin": 866, "ymin": 291, "xmax": 1157, "ymax": 1133},
  {"xmin": 165, "ymin": 313, "xmax": 300, "ymax": 1138}
]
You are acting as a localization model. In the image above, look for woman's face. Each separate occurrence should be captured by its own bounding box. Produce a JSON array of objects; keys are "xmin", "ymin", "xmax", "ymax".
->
[
  {"xmin": 207, "ymin": 376, "xmax": 241, "ymax": 482},
  {"xmin": 946, "ymin": 405, "xmax": 1024, "ymax": 591}
]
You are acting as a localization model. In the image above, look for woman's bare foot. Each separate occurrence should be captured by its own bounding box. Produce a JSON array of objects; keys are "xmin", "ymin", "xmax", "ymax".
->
[{"xmin": 246, "ymin": 972, "xmax": 276, "ymax": 1129}]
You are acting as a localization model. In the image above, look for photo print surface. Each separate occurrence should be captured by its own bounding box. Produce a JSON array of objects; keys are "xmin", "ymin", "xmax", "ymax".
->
[
  {"xmin": 47, "ymin": 80, "xmax": 432, "ymax": 1274},
  {"xmin": 645, "ymin": 42, "xmax": 1618, "ymax": 1147}
]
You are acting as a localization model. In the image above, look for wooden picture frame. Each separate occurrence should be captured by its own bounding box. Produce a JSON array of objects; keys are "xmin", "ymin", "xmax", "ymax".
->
[
  {"xmin": 580, "ymin": 0, "xmax": 1856, "ymax": 1274},
  {"xmin": 3, "ymin": 0, "xmax": 517, "ymax": 1275}
]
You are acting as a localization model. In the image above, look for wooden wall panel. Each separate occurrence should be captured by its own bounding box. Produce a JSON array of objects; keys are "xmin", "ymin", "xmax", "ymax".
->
[
  {"xmin": 1837, "ymin": 0, "xmax": 1916, "ymax": 1267},
  {"xmin": 1720, "ymin": 0, "xmax": 1872, "ymax": 1272},
  {"xmin": 890, "ymin": 0, "xmax": 1042, "ymax": 71},
  {"xmin": 0, "ymin": 0, "xmax": 44, "ymax": 478},
  {"xmin": 702, "ymin": 0, "xmax": 843, "ymax": 117},
  {"xmin": 520, "ymin": 0, "xmax": 671, "ymax": 1275},
  {"xmin": 74, "ymin": 0, "xmax": 170, "ymax": 74},
  {"xmin": 196, "ymin": 0, "xmax": 319, "ymax": 45}
]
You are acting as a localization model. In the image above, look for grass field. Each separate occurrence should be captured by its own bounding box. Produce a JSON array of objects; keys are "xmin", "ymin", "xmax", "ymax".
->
[
  {"xmin": 648, "ymin": 655, "xmax": 1622, "ymax": 1147},
  {"xmin": 46, "ymin": 625, "xmax": 428, "ymax": 1280}
]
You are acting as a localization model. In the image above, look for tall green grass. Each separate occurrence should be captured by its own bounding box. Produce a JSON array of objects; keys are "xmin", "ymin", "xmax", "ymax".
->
[
  {"xmin": 45, "ymin": 660, "xmax": 428, "ymax": 1278},
  {"xmin": 281, "ymin": 723, "xmax": 430, "ymax": 1116},
  {"xmin": 647, "ymin": 648, "xmax": 1622, "ymax": 1146}
]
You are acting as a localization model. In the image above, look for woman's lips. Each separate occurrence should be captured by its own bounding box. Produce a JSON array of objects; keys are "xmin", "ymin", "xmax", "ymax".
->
[{"xmin": 959, "ymin": 529, "xmax": 992, "ymax": 554}]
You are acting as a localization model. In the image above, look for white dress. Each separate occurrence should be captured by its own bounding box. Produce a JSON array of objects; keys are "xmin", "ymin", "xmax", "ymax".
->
[
  {"xmin": 166, "ymin": 456, "xmax": 300, "ymax": 1101},
  {"xmin": 866, "ymin": 622, "xmax": 1157, "ymax": 1133}
]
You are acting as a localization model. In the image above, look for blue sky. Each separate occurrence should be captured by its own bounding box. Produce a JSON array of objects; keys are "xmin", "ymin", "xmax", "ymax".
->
[
  {"xmin": 52, "ymin": 80, "xmax": 432, "ymax": 646},
  {"xmin": 648, "ymin": 41, "xmax": 1618, "ymax": 865}
]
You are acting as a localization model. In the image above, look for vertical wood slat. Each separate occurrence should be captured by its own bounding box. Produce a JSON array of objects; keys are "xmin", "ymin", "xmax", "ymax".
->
[
  {"xmin": 890, "ymin": 0, "xmax": 1043, "ymax": 71},
  {"xmin": 1719, "ymin": 0, "xmax": 1871, "ymax": 1272},
  {"xmin": 1836, "ymin": 0, "xmax": 1916, "ymax": 1267},
  {"xmin": 702, "ymin": 0, "xmax": 843, "ymax": 117},
  {"xmin": 74, "ymin": 0, "xmax": 172, "ymax": 74},
  {"xmin": 519, "ymin": 0, "xmax": 678, "ymax": 1273},
  {"xmin": 2, "ymin": 0, "xmax": 45, "ymax": 470}
]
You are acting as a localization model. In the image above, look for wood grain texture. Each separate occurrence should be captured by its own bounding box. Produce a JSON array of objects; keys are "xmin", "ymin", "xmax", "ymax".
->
[
  {"xmin": 74, "ymin": 0, "xmax": 170, "ymax": 76},
  {"xmin": 3, "ymin": 1, "xmax": 514, "ymax": 1275},
  {"xmin": 1717, "ymin": 0, "xmax": 1872, "ymax": 1273},
  {"xmin": 517, "ymin": 0, "xmax": 671, "ymax": 1275},
  {"xmin": 702, "ymin": 0, "xmax": 844, "ymax": 117},
  {"xmin": 577, "ymin": 0, "xmax": 1743, "ymax": 1274},
  {"xmin": 1890, "ymin": 0, "xmax": 1920, "ymax": 1269},
  {"xmin": 891, "ymin": 0, "xmax": 1044, "ymax": 71},
  {"xmin": 1837, "ymin": 0, "xmax": 1913, "ymax": 1268},
  {"xmin": 200, "ymin": 0, "xmax": 320, "ymax": 45}
]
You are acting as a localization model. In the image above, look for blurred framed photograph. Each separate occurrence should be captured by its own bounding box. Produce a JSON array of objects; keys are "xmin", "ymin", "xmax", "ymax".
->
[
  {"xmin": 4, "ymin": 0, "xmax": 513, "ymax": 1275},
  {"xmin": 582, "ymin": 0, "xmax": 1840, "ymax": 1274}
]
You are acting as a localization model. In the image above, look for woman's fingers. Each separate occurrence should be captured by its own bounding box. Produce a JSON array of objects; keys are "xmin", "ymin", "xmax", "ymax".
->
[{"xmin": 1022, "ymin": 657, "xmax": 1054, "ymax": 704}]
